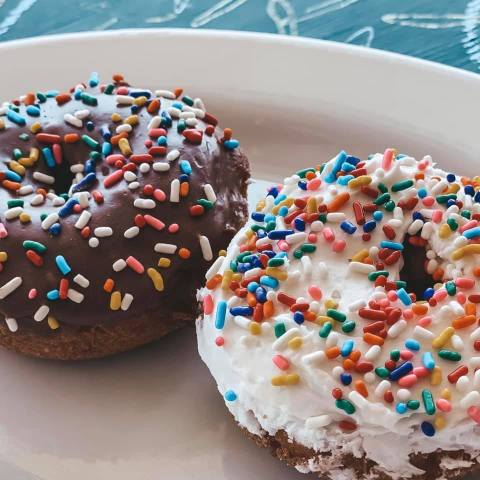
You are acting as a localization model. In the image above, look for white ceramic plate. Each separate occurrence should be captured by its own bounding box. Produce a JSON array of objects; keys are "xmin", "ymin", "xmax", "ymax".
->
[{"xmin": 0, "ymin": 29, "xmax": 479, "ymax": 480}]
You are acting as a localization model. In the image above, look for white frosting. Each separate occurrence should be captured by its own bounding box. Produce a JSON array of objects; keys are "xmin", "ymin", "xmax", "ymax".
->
[{"xmin": 196, "ymin": 152, "xmax": 480, "ymax": 478}]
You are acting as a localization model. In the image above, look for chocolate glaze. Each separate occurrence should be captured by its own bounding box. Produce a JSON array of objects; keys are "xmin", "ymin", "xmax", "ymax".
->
[{"xmin": 0, "ymin": 82, "xmax": 249, "ymax": 333}]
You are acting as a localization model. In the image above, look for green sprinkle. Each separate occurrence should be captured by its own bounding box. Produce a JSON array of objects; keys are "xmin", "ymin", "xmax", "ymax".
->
[
  {"xmin": 445, "ymin": 281, "xmax": 456, "ymax": 296},
  {"xmin": 368, "ymin": 270, "xmax": 389, "ymax": 281},
  {"xmin": 390, "ymin": 350, "xmax": 400, "ymax": 361},
  {"xmin": 12, "ymin": 148, "xmax": 22, "ymax": 160},
  {"xmin": 90, "ymin": 151, "xmax": 102, "ymax": 162},
  {"xmin": 274, "ymin": 322, "xmax": 286, "ymax": 338},
  {"xmin": 336, "ymin": 399, "xmax": 356, "ymax": 415},
  {"xmin": 177, "ymin": 119, "xmax": 186, "ymax": 133},
  {"xmin": 447, "ymin": 218, "xmax": 458, "ymax": 231},
  {"xmin": 296, "ymin": 167, "xmax": 316, "ymax": 178},
  {"xmin": 436, "ymin": 194, "xmax": 456, "ymax": 204},
  {"xmin": 391, "ymin": 179, "xmax": 414, "ymax": 192},
  {"xmin": 375, "ymin": 367, "xmax": 389, "ymax": 378},
  {"xmin": 300, "ymin": 243, "xmax": 316, "ymax": 253},
  {"xmin": 36, "ymin": 92, "xmax": 47, "ymax": 103},
  {"xmin": 265, "ymin": 221, "xmax": 276, "ymax": 232},
  {"xmin": 104, "ymin": 84, "xmax": 115, "ymax": 95},
  {"xmin": 422, "ymin": 389, "xmax": 436, "ymax": 415},
  {"xmin": 377, "ymin": 183, "xmax": 388, "ymax": 193},
  {"xmin": 318, "ymin": 214, "xmax": 327, "ymax": 223},
  {"xmin": 197, "ymin": 199, "xmax": 214, "ymax": 210},
  {"xmin": 229, "ymin": 261, "xmax": 238, "ymax": 272},
  {"xmin": 461, "ymin": 211, "xmax": 471, "ymax": 219},
  {"xmin": 374, "ymin": 193, "xmax": 390, "ymax": 205},
  {"xmin": 293, "ymin": 250, "xmax": 303, "ymax": 259},
  {"xmin": 81, "ymin": 135, "xmax": 100, "ymax": 151},
  {"xmin": 40, "ymin": 213, "xmax": 47, "ymax": 221},
  {"xmin": 19, "ymin": 133, "xmax": 29, "ymax": 142},
  {"xmin": 7, "ymin": 200, "xmax": 24, "ymax": 208},
  {"xmin": 268, "ymin": 258, "xmax": 284, "ymax": 267},
  {"xmin": 327, "ymin": 309, "xmax": 346, "ymax": 323},
  {"xmin": 407, "ymin": 400, "xmax": 420, "ymax": 410},
  {"xmin": 384, "ymin": 200, "xmax": 396, "ymax": 212},
  {"xmin": 395, "ymin": 280, "xmax": 407, "ymax": 289},
  {"xmin": 250, "ymin": 224, "xmax": 261, "ymax": 232},
  {"xmin": 342, "ymin": 320, "xmax": 356, "ymax": 333},
  {"xmin": 236, "ymin": 251, "xmax": 251, "ymax": 262},
  {"xmin": 22, "ymin": 240, "xmax": 47, "ymax": 254},
  {"xmin": 438, "ymin": 350, "xmax": 461, "ymax": 361},
  {"xmin": 80, "ymin": 92, "xmax": 98, "ymax": 106},
  {"xmin": 319, "ymin": 322, "xmax": 332, "ymax": 338},
  {"xmin": 182, "ymin": 95, "xmax": 194, "ymax": 106}
]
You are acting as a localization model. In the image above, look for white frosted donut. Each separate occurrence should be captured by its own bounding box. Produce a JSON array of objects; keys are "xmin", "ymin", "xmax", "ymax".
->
[{"xmin": 197, "ymin": 150, "xmax": 480, "ymax": 479}]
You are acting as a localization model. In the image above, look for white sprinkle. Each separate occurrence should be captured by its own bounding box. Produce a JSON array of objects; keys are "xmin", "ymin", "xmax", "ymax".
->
[
  {"xmin": 170, "ymin": 179, "xmax": 180, "ymax": 202},
  {"xmin": 431, "ymin": 179, "xmax": 448, "ymax": 195},
  {"xmin": 451, "ymin": 335, "xmax": 465, "ymax": 351},
  {"xmin": 134, "ymin": 198, "xmax": 156, "ymax": 209},
  {"xmin": 349, "ymin": 391, "xmax": 368, "ymax": 408},
  {"xmin": 88, "ymin": 237, "xmax": 99, "ymax": 248},
  {"xmin": 393, "ymin": 207, "xmax": 404, "ymax": 220},
  {"xmin": 365, "ymin": 345, "xmax": 382, "ymax": 361},
  {"xmin": 469, "ymin": 357, "xmax": 480, "ymax": 368},
  {"xmin": 193, "ymin": 97, "xmax": 206, "ymax": 111},
  {"xmin": 139, "ymin": 163, "xmax": 150, "ymax": 174},
  {"xmin": 116, "ymin": 94, "xmax": 134, "ymax": 105},
  {"xmin": 413, "ymin": 326, "xmax": 435, "ymax": 340},
  {"xmin": 154, "ymin": 243, "xmax": 177, "ymax": 254},
  {"xmin": 128, "ymin": 181, "xmax": 140, "ymax": 190},
  {"xmin": 70, "ymin": 164, "xmax": 85, "ymax": 174},
  {"xmin": 311, "ymin": 220, "xmax": 324, "ymax": 232},
  {"xmin": 460, "ymin": 391, "xmax": 480, "ymax": 409},
  {"xmin": 5, "ymin": 317, "xmax": 17, "ymax": 332},
  {"xmin": 155, "ymin": 89, "xmax": 175, "ymax": 99},
  {"xmin": 94, "ymin": 227, "xmax": 113, "ymax": 237},
  {"xmin": 421, "ymin": 222, "xmax": 433, "ymax": 240},
  {"xmin": 41, "ymin": 213, "xmax": 59, "ymax": 230},
  {"xmin": 407, "ymin": 219, "xmax": 424, "ymax": 235},
  {"xmin": 18, "ymin": 185, "xmax": 34, "ymax": 196},
  {"xmin": 348, "ymin": 299, "xmax": 366, "ymax": 312},
  {"xmin": 74, "ymin": 210, "xmax": 91, "ymax": 229},
  {"xmin": 67, "ymin": 288, "xmax": 84, "ymax": 304},
  {"xmin": 124, "ymin": 226, "xmax": 140, "ymax": 239},
  {"xmin": 124, "ymin": 171, "xmax": 137, "ymax": 182},
  {"xmin": 318, "ymin": 262, "xmax": 328, "ymax": 279},
  {"xmin": 326, "ymin": 212, "xmax": 346, "ymax": 222},
  {"xmin": 449, "ymin": 301, "xmax": 465, "ymax": 316},
  {"xmin": 74, "ymin": 191, "xmax": 90, "ymax": 208},
  {"xmin": 74, "ymin": 109, "xmax": 90, "ymax": 119},
  {"xmin": 272, "ymin": 327, "xmax": 300, "ymax": 351},
  {"xmin": 121, "ymin": 293, "xmax": 134, "ymax": 311},
  {"xmin": 326, "ymin": 332, "xmax": 339, "ymax": 347},
  {"xmin": 233, "ymin": 315, "xmax": 251, "ymax": 329},
  {"xmin": 147, "ymin": 116, "xmax": 161, "ymax": 130},
  {"xmin": 52, "ymin": 196, "xmax": 65, "ymax": 207},
  {"xmin": 30, "ymin": 194, "xmax": 44, "ymax": 206},
  {"xmin": 397, "ymin": 389, "xmax": 411, "ymax": 401},
  {"xmin": 456, "ymin": 375, "xmax": 470, "ymax": 392},
  {"xmin": 473, "ymin": 370, "xmax": 480, "ymax": 389},
  {"xmin": 301, "ymin": 350, "xmax": 327, "ymax": 368},
  {"xmin": 73, "ymin": 274, "xmax": 90, "ymax": 288},
  {"xmin": 286, "ymin": 232, "xmax": 307, "ymax": 245},
  {"xmin": 387, "ymin": 319, "xmax": 407, "ymax": 338},
  {"xmin": 180, "ymin": 111, "xmax": 195, "ymax": 119},
  {"xmin": 34, "ymin": 305, "xmax": 50, "ymax": 322},
  {"xmin": 348, "ymin": 261, "xmax": 375, "ymax": 274},
  {"xmin": 116, "ymin": 123, "xmax": 132, "ymax": 134},
  {"xmin": 203, "ymin": 184, "xmax": 217, "ymax": 203},
  {"xmin": 167, "ymin": 106, "xmax": 181, "ymax": 118},
  {"xmin": 471, "ymin": 327, "xmax": 480, "ymax": 342},
  {"xmin": 205, "ymin": 256, "xmax": 225, "ymax": 280},
  {"xmin": 199, "ymin": 235, "xmax": 213, "ymax": 261},
  {"xmin": 113, "ymin": 259, "xmax": 127, "ymax": 272},
  {"xmin": 305, "ymin": 415, "xmax": 331, "ymax": 429},
  {"xmin": 0, "ymin": 277, "xmax": 22, "ymax": 299},
  {"xmin": 4, "ymin": 207, "xmax": 23, "ymax": 220},
  {"xmin": 64, "ymin": 113, "xmax": 83, "ymax": 128},
  {"xmin": 166, "ymin": 149, "xmax": 180, "ymax": 162},
  {"xmin": 301, "ymin": 256, "xmax": 312, "ymax": 275},
  {"xmin": 375, "ymin": 380, "xmax": 391, "ymax": 398},
  {"xmin": 185, "ymin": 117, "xmax": 198, "ymax": 127},
  {"xmin": 153, "ymin": 162, "xmax": 170, "ymax": 172}
]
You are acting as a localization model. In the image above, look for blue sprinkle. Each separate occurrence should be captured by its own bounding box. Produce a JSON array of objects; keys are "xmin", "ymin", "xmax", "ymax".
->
[
  {"xmin": 294, "ymin": 218, "xmax": 305, "ymax": 231},
  {"xmin": 7, "ymin": 108, "xmax": 26, "ymax": 126},
  {"xmin": 363, "ymin": 220, "xmax": 376, "ymax": 233},
  {"xmin": 86, "ymin": 121, "xmax": 95, "ymax": 131},
  {"xmin": 55, "ymin": 255, "xmax": 71, "ymax": 275},
  {"xmin": 157, "ymin": 135, "xmax": 168, "ymax": 146},
  {"xmin": 475, "ymin": 191, "xmax": 480, "ymax": 203},
  {"xmin": 74, "ymin": 89, "xmax": 83, "ymax": 100},
  {"xmin": 273, "ymin": 194, "xmax": 287, "ymax": 206},
  {"xmin": 465, "ymin": 185, "xmax": 475, "ymax": 196},
  {"xmin": 278, "ymin": 206, "xmax": 289, "ymax": 217},
  {"xmin": 260, "ymin": 275, "xmax": 279, "ymax": 288},
  {"xmin": 179, "ymin": 160, "xmax": 192, "ymax": 175},
  {"xmin": 380, "ymin": 241, "xmax": 404, "ymax": 250},
  {"xmin": 340, "ymin": 220, "xmax": 357, "ymax": 234},
  {"xmin": 100, "ymin": 125, "xmax": 111, "ymax": 140},
  {"xmin": 46, "ymin": 90, "xmax": 59, "ymax": 98},
  {"xmin": 255, "ymin": 286, "xmax": 267, "ymax": 303},
  {"xmin": 102, "ymin": 142, "xmax": 112, "ymax": 156},
  {"xmin": 49, "ymin": 223, "xmax": 61, "ymax": 236},
  {"xmin": 42, "ymin": 147, "xmax": 55, "ymax": 168},
  {"xmin": 412, "ymin": 211, "xmax": 424, "ymax": 221},
  {"xmin": 130, "ymin": 89, "xmax": 152, "ymax": 99},
  {"xmin": 58, "ymin": 198, "xmax": 79, "ymax": 218},
  {"xmin": 417, "ymin": 188, "xmax": 427, "ymax": 199},
  {"xmin": 26, "ymin": 105, "xmax": 40, "ymax": 117},
  {"xmin": 224, "ymin": 390, "xmax": 237, "ymax": 402},
  {"xmin": 446, "ymin": 199, "xmax": 456, "ymax": 208},
  {"xmin": 47, "ymin": 289, "xmax": 59, "ymax": 301},
  {"xmin": 251, "ymin": 212, "xmax": 265, "ymax": 222},
  {"xmin": 396, "ymin": 403, "xmax": 408, "ymax": 414},
  {"xmin": 224, "ymin": 139, "xmax": 240, "ymax": 150},
  {"xmin": 298, "ymin": 180, "xmax": 308, "ymax": 190},
  {"xmin": 423, "ymin": 288, "xmax": 435, "ymax": 300},
  {"xmin": 372, "ymin": 210, "xmax": 383, "ymax": 221},
  {"xmin": 340, "ymin": 373, "xmax": 352, "ymax": 385},
  {"xmin": 268, "ymin": 229, "xmax": 294, "ymax": 240},
  {"xmin": 88, "ymin": 71, "xmax": 99, "ymax": 87},
  {"xmin": 230, "ymin": 306, "xmax": 253, "ymax": 317},
  {"xmin": 345, "ymin": 155, "xmax": 360, "ymax": 166},
  {"xmin": 389, "ymin": 361, "xmax": 413, "ymax": 381},
  {"xmin": 215, "ymin": 301, "xmax": 227, "ymax": 329},
  {"xmin": 341, "ymin": 162, "xmax": 355, "ymax": 172},
  {"xmin": 72, "ymin": 172, "xmax": 97, "ymax": 192},
  {"xmin": 421, "ymin": 421, "xmax": 435, "ymax": 437},
  {"xmin": 179, "ymin": 174, "xmax": 189, "ymax": 183},
  {"xmin": 463, "ymin": 227, "xmax": 480, "ymax": 239},
  {"xmin": 85, "ymin": 159, "xmax": 96, "ymax": 174},
  {"xmin": 405, "ymin": 339, "xmax": 420, "ymax": 351},
  {"xmin": 264, "ymin": 214, "xmax": 276, "ymax": 222},
  {"xmin": 325, "ymin": 150, "xmax": 347, "ymax": 183},
  {"xmin": 267, "ymin": 187, "xmax": 279, "ymax": 199},
  {"xmin": 293, "ymin": 312, "xmax": 304, "ymax": 324},
  {"xmin": 171, "ymin": 101, "xmax": 184, "ymax": 110},
  {"xmin": 4, "ymin": 170, "xmax": 22, "ymax": 182},
  {"xmin": 422, "ymin": 352, "xmax": 436, "ymax": 370},
  {"xmin": 247, "ymin": 282, "xmax": 260, "ymax": 293},
  {"xmin": 340, "ymin": 339, "xmax": 354, "ymax": 357},
  {"xmin": 337, "ymin": 175, "xmax": 354, "ymax": 186},
  {"xmin": 446, "ymin": 173, "xmax": 456, "ymax": 182},
  {"xmin": 397, "ymin": 288, "xmax": 412, "ymax": 306}
]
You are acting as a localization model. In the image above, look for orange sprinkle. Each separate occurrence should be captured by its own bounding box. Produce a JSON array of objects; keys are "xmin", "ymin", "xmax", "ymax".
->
[
  {"xmin": 246, "ymin": 292, "xmax": 257, "ymax": 307},
  {"xmin": 412, "ymin": 303, "xmax": 429, "ymax": 315},
  {"xmin": 55, "ymin": 93, "xmax": 71, "ymax": 105},
  {"xmin": 24, "ymin": 92, "xmax": 35, "ymax": 106},
  {"xmin": 363, "ymin": 332, "xmax": 385, "ymax": 346},
  {"xmin": 363, "ymin": 257, "xmax": 374, "ymax": 265},
  {"xmin": 111, "ymin": 131, "xmax": 129, "ymax": 145},
  {"xmin": 36, "ymin": 188, "xmax": 47, "ymax": 197},
  {"xmin": 64, "ymin": 133, "xmax": 80, "ymax": 143},
  {"xmin": 326, "ymin": 346, "xmax": 341, "ymax": 359},
  {"xmin": 474, "ymin": 267, "xmax": 480, "ymax": 278},
  {"xmin": 263, "ymin": 300, "xmax": 274, "ymax": 318},
  {"xmin": 147, "ymin": 98, "xmax": 160, "ymax": 114},
  {"xmin": 178, "ymin": 247, "xmax": 191, "ymax": 259},
  {"xmin": 452, "ymin": 315, "xmax": 476, "ymax": 329},
  {"xmin": 206, "ymin": 273, "xmax": 222, "ymax": 290},
  {"xmin": 432, "ymin": 268, "xmax": 445, "ymax": 282},
  {"xmin": 465, "ymin": 303, "xmax": 477, "ymax": 316},
  {"xmin": 355, "ymin": 380, "xmax": 369, "ymax": 398},
  {"xmin": 174, "ymin": 87, "xmax": 183, "ymax": 98},
  {"xmin": 342, "ymin": 359, "xmax": 356, "ymax": 370},
  {"xmin": 103, "ymin": 278, "xmax": 115, "ymax": 293},
  {"xmin": 112, "ymin": 73, "xmax": 124, "ymax": 83},
  {"xmin": 414, "ymin": 172, "xmax": 425, "ymax": 181},
  {"xmin": 223, "ymin": 128, "xmax": 233, "ymax": 140},
  {"xmin": 305, "ymin": 171, "xmax": 316, "ymax": 180},
  {"xmin": 2, "ymin": 180, "xmax": 21, "ymax": 191},
  {"xmin": 304, "ymin": 310, "xmax": 316, "ymax": 322},
  {"xmin": 180, "ymin": 182, "xmax": 189, "ymax": 197},
  {"xmin": 349, "ymin": 350, "xmax": 361, "ymax": 363},
  {"xmin": 326, "ymin": 192, "xmax": 350, "ymax": 212}
]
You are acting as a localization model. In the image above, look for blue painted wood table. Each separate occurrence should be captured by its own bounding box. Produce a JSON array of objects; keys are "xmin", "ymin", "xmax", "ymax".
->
[{"xmin": 0, "ymin": 0, "xmax": 478, "ymax": 72}]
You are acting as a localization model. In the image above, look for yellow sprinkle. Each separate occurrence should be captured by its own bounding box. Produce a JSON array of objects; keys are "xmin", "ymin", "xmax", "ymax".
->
[
  {"xmin": 18, "ymin": 157, "xmax": 35, "ymax": 167},
  {"xmin": 158, "ymin": 257, "xmax": 171, "ymax": 268},
  {"xmin": 315, "ymin": 315, "xmax": 331, "ymax": 325},
  {"xmin": 285, "ymin": 374, "xmax": 300, "ymax": 385},
  {"xmin": 19, "ymin": 213, "xmax": 31, "ymax": 224},
  {"xmin": 0, "ymin": 119, "xmax": 4, "ymax": 130},
  {"xmin": 232, "ymin": 272, "xmax": 242, "ymax": 282},
  {"xmin": 325, "ymin": 298, "xmax": 338, "ymax": 310},
  {"xmin": 439, "ymin": 223, "xmax": 452, "ymax": 239},
  {"xmin": 265, "ymin": 267, "xmax": 288, "ymax": 281},
  {"xmin": 245, "ymin": 229, "xmax": 254, "ymax": 238},
  {"xmin": 272, "ymin": 198, "xmax": 294, "ymax": 215},
  {"xmin": 111, "ymin": 112, "xmax": 122, "ymax": 122},
  {"xmin": 124, "ymin": 114, "xmax": 139, "ymax": 125},
  {"xmin": 133, "ymin": 96, "xmax": 147, "ymax": 106},
  {"xmin": 221, "ymin": 269, "xmax": 233, "ymax": 290},
  {"xmin": 431, "ymin": 366, "xmax": 443, "ymax": 386},
  {"xmin": 288, "ymin": 336, "xmax": 303, "ymax": 350},
  {"xmin": 30, "ymin": 122, "xmax": 41, "ymax": 134},
  {"xmin": 307, "ymin": 197, "xmax": 317, "ymax": 213},
  {"xmin": 432, "ymin": 327, "xmax": 455, "ymax": 348},
  {"xmin": 249, "ymin": 322, "xmax": 261, "ymax": 335},
  {"xmin": 29, "ymin": 147, "xmax": 39, "ymax": 162},
  {"xmin": 434, "ymin": 416, "xmax": 446, "ymax": 430},
  {"xmin": 255, "ymin": 200, "xmax": 265, "ymax": 212},
  {"xmin": 452, "ymin": 244, "xmax": 480, "ymax": 261},
  {"xmin": 147, "ymin": 267, "xmax": 164, "ymax": 292},
  {"xmin": 441, "ymin": 388, "xmax": 451, "ymax": 400},
  {"xmin": 110, "ymin": 291, "xmax": 122, "ymax": 310},
  {"xmin": 9, "ymin": 160, "xmax": 25, "ymax": 176},
  {"xmin": 446, "ymin": 183, "xmax": 460, "ymax": 194},
  {"xmin": 351, "ymin": 249, "xmax": 369, "ymax": 262},
  {"xmin": 348, "ymin": 175, "xmax": 372, "ymax": 189},
  {"xmin": 118, "ymin": 138, "xmax": 132, "ymax": 156},
  {"xmin": 47, "ymin": 316, "xmax": 59, "ymax": 330},
  {"xmin": 271, "ymin": 373, "xmax": 300, "ymax": 386},
  {"xmin": 218, "ymin": 249, "xmax": 227, "ymax": 257},
  {"xmin": 0, "ymin": 252, "xmax": 7, "ymax": 262}
]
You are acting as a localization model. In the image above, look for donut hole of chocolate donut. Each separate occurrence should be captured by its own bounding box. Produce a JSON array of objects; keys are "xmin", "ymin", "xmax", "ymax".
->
[
  {"xmin": 399, "ymin": 235, "xmax": 435, "ymax": 300},
  {"xmin": 52, "ymin": 162, "xmax": 75, "ymax": 195}
]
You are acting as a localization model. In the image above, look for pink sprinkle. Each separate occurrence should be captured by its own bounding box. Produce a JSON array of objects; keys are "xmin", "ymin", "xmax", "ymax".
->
[
  {"xmin": 398, "ymin": 374, "xmax": 417, "ymax": 388},
  {"xmin": 456, "ymin": 292, "xmax": 466, "ymax": 304},
  {"xmin": 433, "ymin": 289, "xmax": 447, "ymax": 301},
  {"xmin": 382, "ymin": 148, "xmax": 394, "ymax": 171},
  {"xmin": 168, "ymin": 223, "xmax": 179, "ymax": 233},
  {"xmin": 215, "ymin": 336, "xmax": 224, "ymax": 347},
  {"xmin": 307, "ymin": 177, "xmax": 321, "ymax": 191},
  {"xmin": 126, "ymin": 256, "xmax": 145, "ymax": 274},
  {"xmin": 469, "ymin": 406, "xmax": 480, "ymax": 424},
  {"xmin": 417, "ymin": 159, "xmax": 428, "ymax": 170},
  {"xmin": 0, "ymin": 223, "xmax": 8, "ymax": 238},
  {"xmin": 332, "ymin": 239, "xmax": 346, "ymax": 253},
  {"xmin": 402, "ymin": 309, "xmax": 414, "ymax": 320},
  {"xmin": 154, "ymin": 188, "xmax": 166, "ymax": 202},
  {"xmin": 308, "ymin": 285, "xmax": 322, "ymax": 300},
  {"xmin": 387, "ymin": 291, "xmax": 398, "ymax": 301},
  {"xmin": 203, "ymin": 294, "xmax": 213, "ymax": 315},
  {"xmin": 144, "ymin": 214, "xmax": 165, "ymax": 231},
  {"xmin": 418, "ymin": 316, "xmax": 432, "ymax": 327},
  {"xmin": 431, "ymin": 210, "xmax": 443, "ymax": 223},
  {"xmin": 28, "ymin": 288, "xmax": 37, "ymax": 299},
  {"xmin": 456, "ymin": 277, "xmax": 475, "ymax": 289},
  {"xmin": 413, "ymin": 366, "xmax": 430, "ymax": 378},
  {"xmin": 145, "ymin": 139, "xmax": 153, "ymax": 148},
  {"xmin": 273, "ymin": 354, "xmax": 290, "ymax": 371},
  {"xmin": 400, "ymin": 350, "xmax": 414, "ymax": 360},
  {"xmin": 422, "ymin": 196, "xmax": 435, "ymax": 207},
  {"xmin": 436, "ymin": 398, "xmax": 452, "ymax": 412},
  {"xmin": 117, "ymin": 86, "xmax": 129, "ymax": 95},
  {"xmin": 323, "ymin": 227, "xmax": 335, "ymax": 242},
  {"xmin": 278, "ymin": 240, "xmax": 290, "ymax": 251},
  {"xmin": 307, "ymin": 233, "xmax": 317, "ymax": 243},
  {"xmin": 460, "ymin": 220, "xmax": 478, "ymax": 233}
]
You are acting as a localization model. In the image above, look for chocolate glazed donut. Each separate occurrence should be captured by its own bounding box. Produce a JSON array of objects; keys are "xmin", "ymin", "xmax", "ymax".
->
[{"xmin": 0, "ymin": 74, "xmax": 249, "ymax": 359}]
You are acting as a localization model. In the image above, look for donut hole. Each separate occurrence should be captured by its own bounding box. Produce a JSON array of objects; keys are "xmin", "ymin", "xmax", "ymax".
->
[
  {"xmin": 399, "ymin": 235, "xmax": 435, "ymax": 300},
  {"xmin": 53, "ymin": 163, "xmax": 75, "ymax": 195}
]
